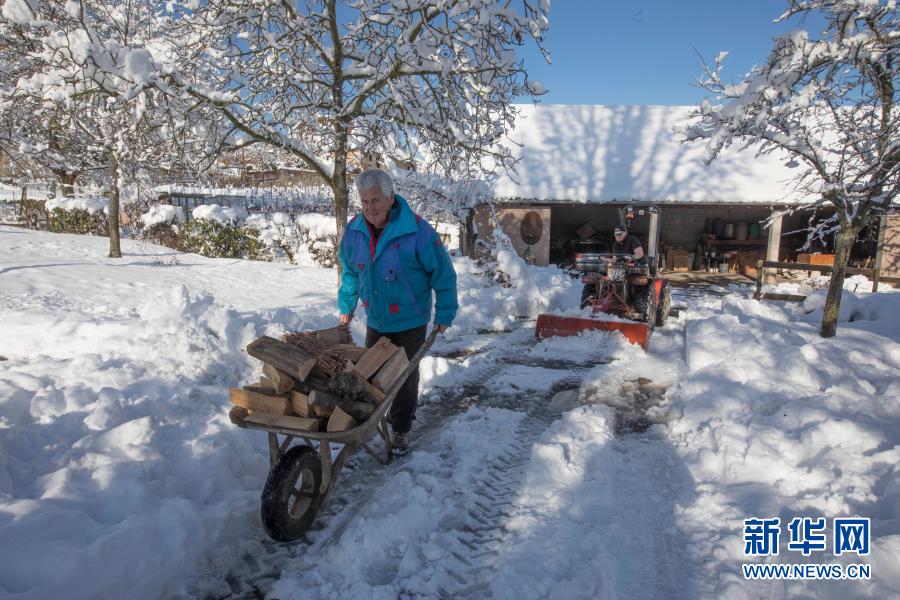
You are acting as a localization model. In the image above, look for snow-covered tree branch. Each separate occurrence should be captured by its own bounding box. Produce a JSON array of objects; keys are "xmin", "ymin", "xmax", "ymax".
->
[
  {"xmin": 678, "ymin": 0, "xmax": 898, "ymax": 338},
  {"xmin": 135, "ymin": 0, "xmax": 549, "ymax": 261}
]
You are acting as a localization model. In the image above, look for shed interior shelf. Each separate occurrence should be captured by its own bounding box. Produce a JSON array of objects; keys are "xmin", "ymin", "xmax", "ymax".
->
[{"xmin": 705, "ymin": 239, "xmax": 766, "ymax": 246}]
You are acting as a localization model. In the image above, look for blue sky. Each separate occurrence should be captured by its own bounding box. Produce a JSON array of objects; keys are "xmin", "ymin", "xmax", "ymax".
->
[{"xmin": 519, "ymin": 0, "xmax": 821, "ymax": 105}]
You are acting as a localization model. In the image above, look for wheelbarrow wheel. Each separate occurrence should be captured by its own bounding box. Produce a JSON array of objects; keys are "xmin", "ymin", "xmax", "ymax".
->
[{"xmin": 260, "ymin": 445, "xmax": 323, "ymax": 542}]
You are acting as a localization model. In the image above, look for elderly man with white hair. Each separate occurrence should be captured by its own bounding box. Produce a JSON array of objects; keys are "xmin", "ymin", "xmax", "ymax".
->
[{"xmin": 337, "ymin": 168, "xmax": 458, "ymax": 454}]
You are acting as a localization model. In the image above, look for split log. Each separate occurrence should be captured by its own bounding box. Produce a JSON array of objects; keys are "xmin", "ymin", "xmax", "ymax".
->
[
  {"xmin": 353, "ymin": 337, "xmax": 398, "ymax": 380},
  {"xmin": 372, "ymin": 347, "xmax": 410, "ymax": 392},
  {"xmin": 244, "ymin": 411, "xmax": 319, "ymax": 432},
  {"xmin": 338, "ymin": 399, "xmax": 376, "ymax": 422},
  {"xmin": 229, "ymin": 405, "xmax": 250, "ymax": 426},
  {"xmin": 291, "ymin": 375, "xmax": 332, "ymax": 395},
  {"xmin": 313, "ymin": 405, "xmax": 334, "ymax": 418},
  {"xmin": 262, "ymin": 363, "xmax": 295, "ymax": 394},
  {"xmin": 326, "ymin": 406, "xmax": 358, "ymax": 432},
  {"xmin": 352, "ymin": 373, "xmax": 387, "ymax": 405},
  {"xmin": 308, "ymin": 389, "xmax": 344, "ymax": 408},
  {"xmin": 289, "ymin": 390, "xmax": 311, "ymax": 417},
  {"xmin": 243, "ymin": 384, "xmax": 278, "ymax": 395},
  {"xmin": 247, "ymin": 336, "xmax": 317, "ymax": 381},
  {"xmin": 230, "ymin": 388, "xmax": 291, "ymax": 415},
  {"xmin": 331, "ymin": 344, "xmax": 368, "ymax": 362}
]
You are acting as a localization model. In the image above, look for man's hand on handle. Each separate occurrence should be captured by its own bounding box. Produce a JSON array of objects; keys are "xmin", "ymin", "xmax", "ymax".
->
[
  {"xmin": 339, "ymin": 313, "xmax": 353, "ymax": 326},
  {"xmin": 434, "ymin": 324, "xmax": 448, "ymax": 333}
]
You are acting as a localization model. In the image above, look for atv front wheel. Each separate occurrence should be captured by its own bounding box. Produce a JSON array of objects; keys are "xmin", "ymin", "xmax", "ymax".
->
[
  {"xmin": 632, "ymin": 287, "xmax": 657, "ymax": 334},
  {"xmin": 656, "ymin": 282, "xmax": 671, "ymax": 326}
]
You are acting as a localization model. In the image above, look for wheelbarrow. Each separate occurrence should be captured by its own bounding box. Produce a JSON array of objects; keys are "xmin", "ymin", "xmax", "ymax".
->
[{"xmin": 229, "ymin": 329, "xmax": 439, "ymax": 542}]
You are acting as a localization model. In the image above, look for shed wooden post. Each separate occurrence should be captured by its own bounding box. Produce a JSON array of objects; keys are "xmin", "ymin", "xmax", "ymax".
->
[
  {"xmin": 873, "ymin": 214, "xmax": 887, "ymax": 293},
  {"xmin": 765, "ymin": 212, "xmax": 783, "ymax": 285}
]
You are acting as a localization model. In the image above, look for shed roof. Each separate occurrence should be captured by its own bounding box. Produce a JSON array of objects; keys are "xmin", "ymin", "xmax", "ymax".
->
[{"xmin": 494, "ymin": 104, "xmax": 811, "ymax": 205}]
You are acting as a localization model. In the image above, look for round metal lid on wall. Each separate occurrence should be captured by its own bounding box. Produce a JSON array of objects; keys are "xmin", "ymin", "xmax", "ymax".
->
[{"xmin": 520, "ymin": 211, "xmax": 543, "ymax": 245}]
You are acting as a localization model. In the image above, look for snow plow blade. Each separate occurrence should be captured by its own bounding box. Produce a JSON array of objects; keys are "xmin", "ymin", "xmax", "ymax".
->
[{"xmin": 534, "ymin": 314, "xmax": 649, "ymax": 349}]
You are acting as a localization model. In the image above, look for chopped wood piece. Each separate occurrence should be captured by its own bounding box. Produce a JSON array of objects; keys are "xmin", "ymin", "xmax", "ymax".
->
[
  {"xmin": 331, "ymin": 344, "xmax": 368, "ymax": 361},
  {"xmin": 313, "ymin": 405, "xmax": 334, "ymax": 418},
  {"xmin": 244, "ymin": 411, "xmax": 319, "ymax": 432},
  {"xmin": 289, "ymin": 390, "xmax": 311, "ymax": 417},
  {"xmin": 308, "ymin": 389, "xmax": 344, "ymax": 407},
  {"xmin": 314, "ymin": 326, "xmax": 353, "ymax": 346},
  {"xmin": 229, "ymin": 406, "xmax": 250, "ymax": 425},
  {"xmin": 338, "ymin": 399, "xmax": 376, "ymax": 422},
  {"xmin": 352, "ymin": 372, "xmax": 387, "ymax": 405},
  {"xmin": 230, "ymin": 388, "xmax": 291, "ymax": 415},
  {"xmin": 247, "ymin": 336, "xmax": 317, "ymax": 381},
  {"xmin": 326, "ymin": 406, "xmax": 358, "ymax": 432},
  {"xmin": 352, "ymin": 337, "xmax": 398, "ymax": 380},
  {"xmin": 372, "ymin": 347, "xmax": 410, "ymax": 392},
  {"xmin": 243, "ymin": 385, "xmax": 278, "ymax": 395},
  {"xmin": 262, "ymin": 363, "xmax": 295, "ymax": 394}
]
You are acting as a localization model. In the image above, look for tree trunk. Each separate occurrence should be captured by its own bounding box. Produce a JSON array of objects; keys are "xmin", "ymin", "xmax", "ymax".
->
[
  {"xmin": 108, "ymin": 154, "xmax": 122, "ymax": 259},
  {"xmin": 819, "ymin": 228, "xmax": 856, "ymax": 338},
  {"xmin": 332, "ymin": 120, "xmax": 350, "ymax": 282},
  {"xmin": 463, "ymin": 208, "xmax": 476, "ymax": 257}
]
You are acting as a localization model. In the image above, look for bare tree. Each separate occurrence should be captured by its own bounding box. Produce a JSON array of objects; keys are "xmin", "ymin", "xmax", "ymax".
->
[{"xmin": 679, "ymin": 0, "xmax": 898, "ymax": 337}]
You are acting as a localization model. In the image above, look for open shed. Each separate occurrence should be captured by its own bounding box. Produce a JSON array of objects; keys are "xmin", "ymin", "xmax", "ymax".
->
[{"xmin": 477, "ymin": 104, "xmax": 882, "ymax": 275}]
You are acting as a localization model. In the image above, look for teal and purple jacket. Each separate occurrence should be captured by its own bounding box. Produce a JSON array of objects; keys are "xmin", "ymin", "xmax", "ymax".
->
[{"xmin": 338, "ymin": 195, "xmax": 458, "ymax": 333}]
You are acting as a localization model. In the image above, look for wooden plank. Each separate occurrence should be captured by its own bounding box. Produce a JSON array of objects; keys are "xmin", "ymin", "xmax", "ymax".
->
[
  {"xmin": 352, "ymin": 337, "xmax": 398, "ymax": 380},
  {"xmin": 289, "ymin": 390, "xmax": 311, "ymax": 417},
  {"xmin": 326, "ymin": 406, "xmax": 358, "ymax": 432},
  {"xmin": 244, "ymin": 411, "xmax": 320, "ymax": 432},
  {"xmin": 230, "ymin": 388, "xmax": 291, "ymax": 415},
  {"xmin": 246, "ymin": 336, "xmax": 317, "ymax": 381},
  {"xmin": 372, "ymin": 347, "xmax": 410, "ymax": 392},
  {"xmin": 761, "ymin": 292, "xmax": 807, "ymax": 302},
  {"xmin": 262, "ymin": 363, "xmax": 295, "ymax": 394}
]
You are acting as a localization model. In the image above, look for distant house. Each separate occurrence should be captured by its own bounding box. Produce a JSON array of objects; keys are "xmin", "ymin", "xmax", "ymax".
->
[{"xmin": 478, "ymin": 104, "xmax": 881, "ymax": 273}]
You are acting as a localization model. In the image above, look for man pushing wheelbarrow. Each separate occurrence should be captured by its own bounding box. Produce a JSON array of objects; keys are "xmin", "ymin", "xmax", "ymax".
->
[{"xmin": 338, "ymin": 168, "xmax": 459, "ymax": 454}]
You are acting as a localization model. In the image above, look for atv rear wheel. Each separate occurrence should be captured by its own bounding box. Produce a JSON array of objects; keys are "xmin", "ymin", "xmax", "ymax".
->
[
  {"xmin": 632, "ymin": 287, "xmax": 657, "ymax": 334},
  {"xmin": 655, "ymin": 282, "xmax": 671, "ymax": 326}
]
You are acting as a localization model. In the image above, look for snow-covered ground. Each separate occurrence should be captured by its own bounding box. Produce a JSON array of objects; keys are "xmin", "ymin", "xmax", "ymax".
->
[{"xmin": 1, "ymin": 226, "xmax": 898, "ymax": 599}]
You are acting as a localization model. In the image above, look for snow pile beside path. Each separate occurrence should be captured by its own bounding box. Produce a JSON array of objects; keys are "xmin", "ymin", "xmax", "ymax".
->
[
  {"xmin": 0, "ymin": 227, "xmax": 340, "ymax": 599},
  {"xmin": 269, "ymin": 407, "xmax": 525, "ymax": 599},
  {"xmin": 448, "ymin": 257, "xmax": 581, "ymax": 334},
  {"xmin": 671, "ymin": 288, "xmax": 900, "ymax": 598}
]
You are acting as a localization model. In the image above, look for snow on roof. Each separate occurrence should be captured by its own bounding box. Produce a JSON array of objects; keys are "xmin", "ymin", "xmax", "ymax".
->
[{"xmin": 495, "ymin": 104, "xmax": 811, "ymax": 205}]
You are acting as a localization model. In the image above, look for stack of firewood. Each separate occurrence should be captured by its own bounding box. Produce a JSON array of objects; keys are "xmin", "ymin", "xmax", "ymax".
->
[{"xmin": 229, "ymin": 326, "xmax": 410, "ymax": 433}]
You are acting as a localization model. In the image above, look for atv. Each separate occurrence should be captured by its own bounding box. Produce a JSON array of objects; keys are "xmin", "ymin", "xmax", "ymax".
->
[{"xmin": 536, "ymin": 204, "xmax": 671, "ymax": 349}]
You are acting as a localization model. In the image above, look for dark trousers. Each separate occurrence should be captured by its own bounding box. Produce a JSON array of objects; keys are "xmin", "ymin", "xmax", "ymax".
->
[{"xmin": 365, "ymin": 324, "xmax": 427, "ymax": 434}]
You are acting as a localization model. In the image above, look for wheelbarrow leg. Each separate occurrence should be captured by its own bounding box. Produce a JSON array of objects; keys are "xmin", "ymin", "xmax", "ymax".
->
[
  {"xmin": 317, "ymin": 439, "xmax": 359, "ymax": 497},
  {"xmin": 267, "ymin": 432, "xmax": 296, "ymax": 466}
]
